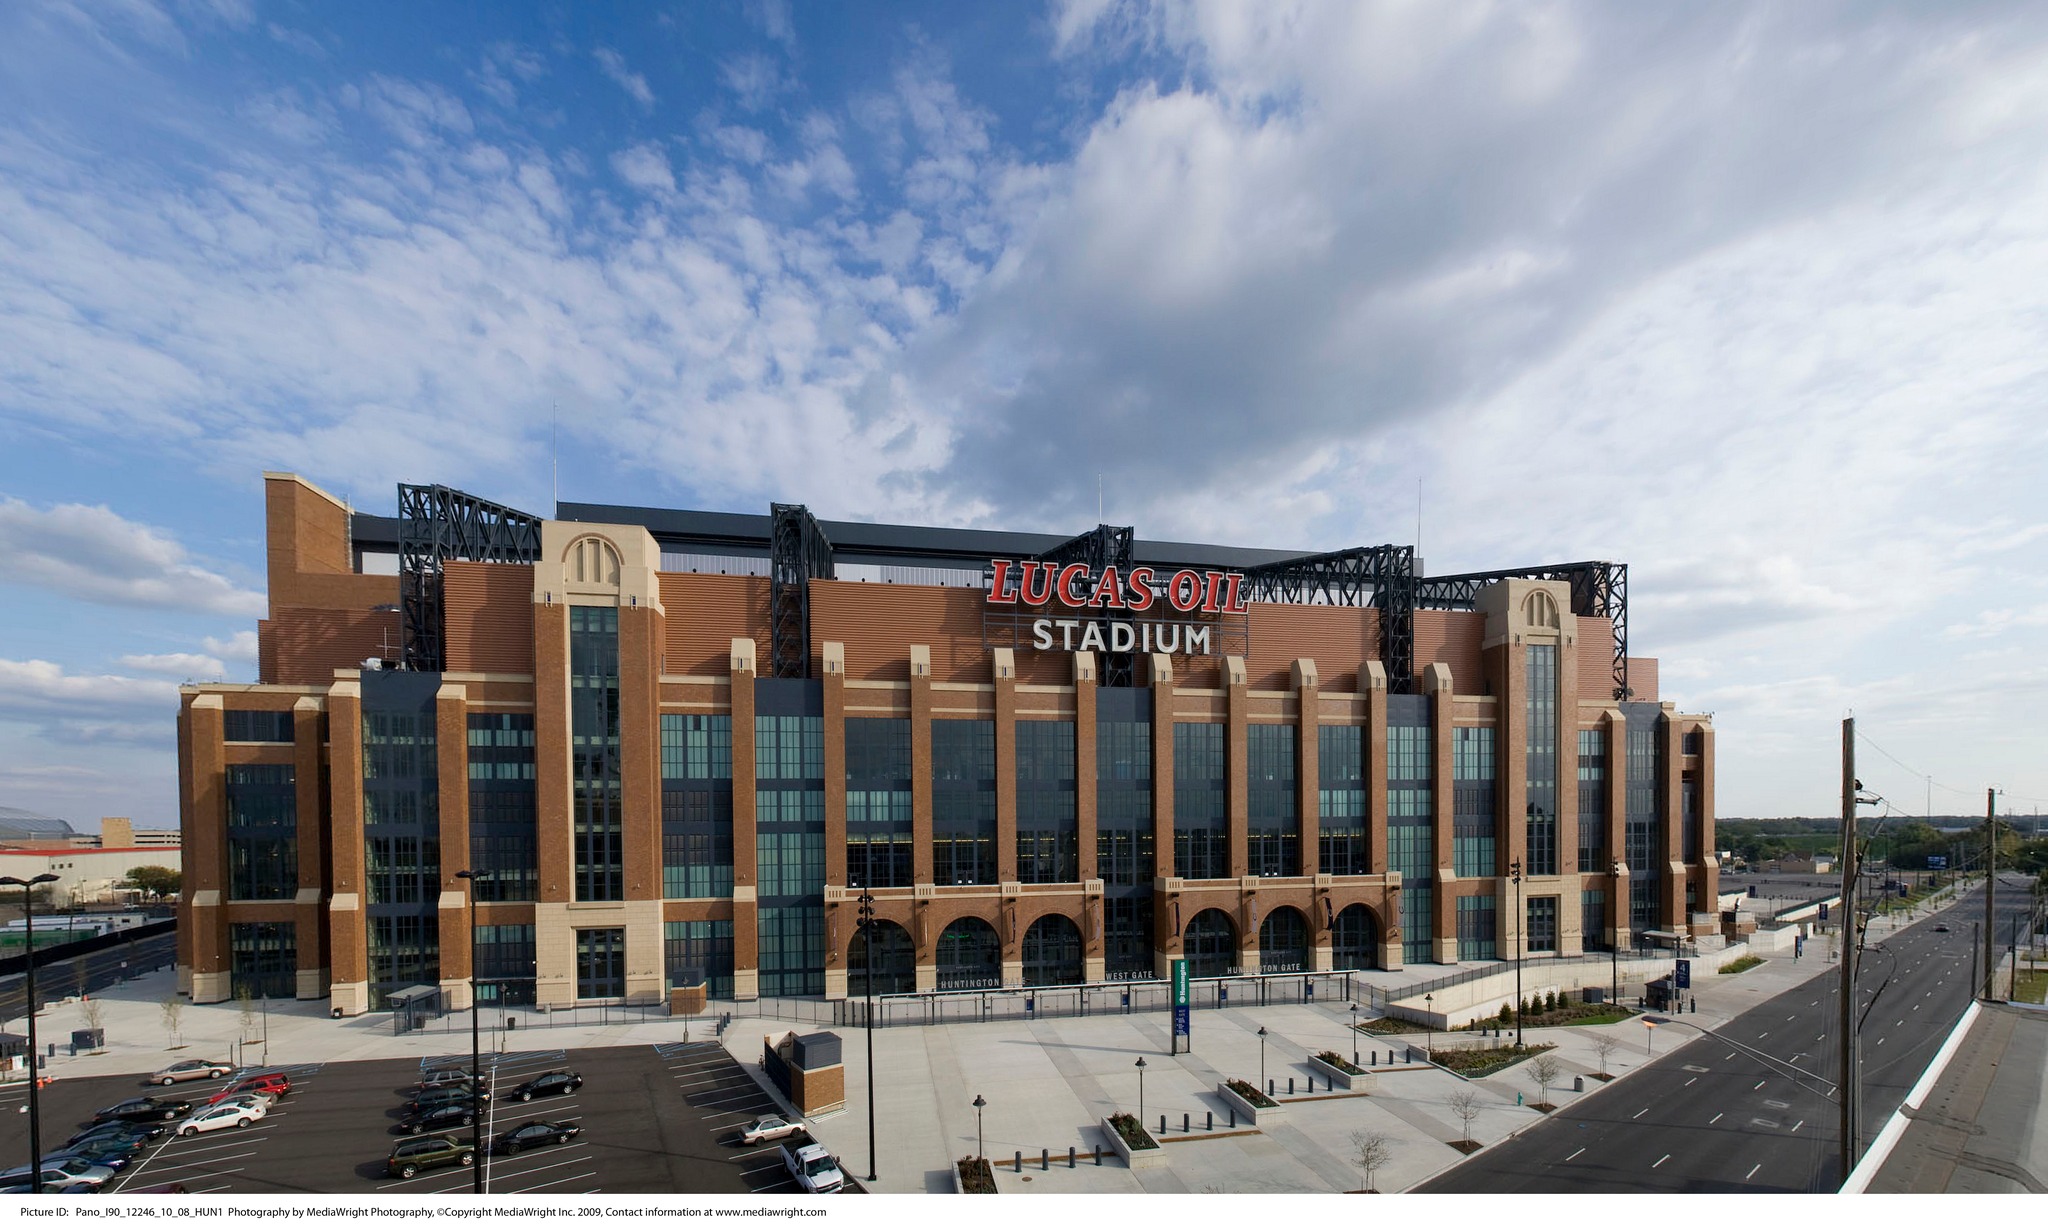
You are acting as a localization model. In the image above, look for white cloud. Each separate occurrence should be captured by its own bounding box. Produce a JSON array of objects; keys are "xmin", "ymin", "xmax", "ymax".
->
[
  {"xmin": 610, "ymin": 143, "xmax": 675, "ymax": 193},
  {"xmin": 0, "ymin": 499, "xmax": 266, "ymax": 617},
  {"xmin": 202, "ymin": 630, "xmax": 259, "ymax": 662},
  {"xmin": 593, "ymin": 48, "xmax": 654, "ymax": 109},
  {"xmin": 1943, "ymin": 605, "xmax": 2048, "ymax": 640},
  {"xmin": 0, "ymin": 658, "xmax": 180, "ymax": 716},
  {"xmin": 116, "ymin": 651, "xmax": 228, "ymax": 677}
]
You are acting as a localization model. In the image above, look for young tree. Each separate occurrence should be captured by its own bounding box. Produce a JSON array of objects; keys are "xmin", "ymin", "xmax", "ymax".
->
[
  {"xmin": 1447, "ymin": 1087, "xmax": 1482, "ymax": 1145},
  {"xmin": 80, "ymin": 996, "xmax": 105, "ymax": 1046},
  {"xmin": 1497, "ymin": 1003, "xmax": 1512, "ymax": 1027},
  {"xmin": 237, "ymin": 985, "xmax": 259, "ymax": 1039},
  {"xmin": 1526, "ymin": 1053, "xmax": 1562, "ymax": 1107},
  {"xmin": 1350, "ymin": 1130, "xmax": 1394, "ymax": 1193},
  {"xmin": 1591, "ymin": 1032, "xmax": 1621, "ymax": 1077},
  {"xmin": 123, "ymin": 866, "xmax": 181, "ymax": 901},
  {"xmin": 160, "ymin": 995, "xmax": 184, "ymax": 1049}
]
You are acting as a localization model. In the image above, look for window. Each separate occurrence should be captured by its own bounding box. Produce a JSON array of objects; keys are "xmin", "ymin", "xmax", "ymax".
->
[
  {"xmin": 1527, "ymin": 896, "xmax": 1559, "ymax": 953},
  {"xmin": 367, "ymin": 915, "xmax": 436, "ymax": 1008},
  {"xmin": 229, "ymin": 922, "xmax": 295, "ymax": 999},
  {"xmin": 1681, "ymin": 775, "xmax": 1702, "ymax": 863},
  {"xmin": 1581, "ymin": 889, "xmax": 1609, "ymax": 951},
  {"xmin": 1525, "ymin": 644, "xmax": 1559, "ymax": 876},
  {"xmin": 662, "ymin": 714, "xmax": 735, "ymax": 899},
  {"xmin": 1103, "ymin": 896, "xmax": 1153, "ymax": 979},
  {"xmin": 1577, "ymin": 728, "xmax": 1607, "ymax": 873},
  {"xmin": 473, "ymin": 924, "xmax": 536, "ymax": 1005},
  {"xmin": 755, "ymin": 682, "xmax": 825, "ymax": 997},
  {"xmin": 1247, "ymin": 725, "xmax": 1298, "ymax": 877},
  {"xmin": 1388, "ymin": 695, "xmax": 1434, "ymax": 962},
  {"xmin": 224, "ymin": 710, "xmax": 293, "ymax": 743},
  {"xmin": 571, "ymin": 606, "xmax": 622, "ymax": 901},
  {"xmin": 367, "ymin": 835, "xmax": 438, "ymax": 905},
  {"xmin": 226, "ymin": 764, "xmax": 296, "ymax": 900},
  {"xmin": 469, "ymin": 713, "xmax": 537, "ymax": 900},
  {"xmin": 1016, "ymin": 722, "xmax": 1077, "ymax": 884},
  {"xmin": 1452, "ymin": 726, "xmax": 1495, "ymax": 878},
  {"xmin": 664, "ymin": 920, "xmax": 734, "ymax": 999},
  {"xmin": 1623, "ymin": 704, "xmax": 1663, "ymax": 932},
  {"xmin": 933, "ymin": 721, "xmax": 997, "ymax": 886},
  {"xmin": 1456, "ymin": 895, "xmax": 1497, "ymax": 961},
  {"xmin": 1319, "ymin": 724, "xmax": 1368, "ymax": 875},
  {"xmin": 575, "ymin": 928, "xmax": 625, "ymax": 999},
  {"xmin": 1021, "ymin": 915, "xmax": 1083, "ymax": 987},
  {"xmin": 1173, "ymin": 724, "xmax": 1227, "ymax": 879},
  {"xmin": 845, "ymin": 719, "xmax": 913, "ymax": 889},
  {"xmin": 1096, "ymin": 697, "xmax": 1154, "ymax": 892}
]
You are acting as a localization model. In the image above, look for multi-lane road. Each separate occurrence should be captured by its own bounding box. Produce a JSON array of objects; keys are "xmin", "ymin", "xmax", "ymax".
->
[{"xmin": 1420, "ymin": 876, "xmax": 2038, "ymax": 1193}]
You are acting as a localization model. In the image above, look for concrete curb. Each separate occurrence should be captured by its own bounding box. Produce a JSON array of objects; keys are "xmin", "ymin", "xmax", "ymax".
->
[{"xmin": 1838, "ymin": 1000, "xmax": 1982, "ymax": 1194}]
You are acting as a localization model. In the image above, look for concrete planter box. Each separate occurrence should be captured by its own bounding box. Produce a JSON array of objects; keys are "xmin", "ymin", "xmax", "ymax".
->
[
  {"xmin": 1307, "ymin": 1055, "xmax": 1366, "ymax": 1091},
  {"xmin": 1101, "ymin": 1117, "xmax": 1168, "ymax": 1169},
  {"xmin": 953, "ymin": 1157, "xmax": 997, "ymax": 1194},
  {"xmin": 1216, "ymin": 1081, "xmax": 1284, "ymax": 1124}
]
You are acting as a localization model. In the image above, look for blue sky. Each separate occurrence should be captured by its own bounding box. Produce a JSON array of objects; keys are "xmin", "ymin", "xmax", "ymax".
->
[{"xmin": 2, "ymin": 0, "xmax": 2046, "ymax": 828}]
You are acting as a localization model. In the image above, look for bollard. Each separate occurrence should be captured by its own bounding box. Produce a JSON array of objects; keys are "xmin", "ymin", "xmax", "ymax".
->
[
  {"xmin": 1160, "ymin": 1114, "xmax": 1167, "ymax": 1136},
  {"xmin": 1094, "ymin": 1145, "xmax": 1102, "ymax": 1166},
  {"xmin": 1041, "ymin": 1148, "xmax": 1049, "ymax": 1171},
  {"xmin": 1068, "ymin": 1146, "xmax": 1076, "ymax": 1168},
  {"xmin": 1206, "ymin": 1110, "xmax": 1214, "ymax": 1131},
  {"xmin": 1182, "ymin": 1112, "xmax": 1190, "ymax": 1133},
  {"xmin": 1229, "ymin": 1107, "xmax": 1237, "ymax": 1128},
  {"xmin": 1015, "ymin": 1151, "xmax": 1023, "ymax": 1173},
  {"xmin": 1371, "ymin": 1051, "xmax": 1378, "ymax": 1066},
  {"xmin": 1288, "ymin": 1077, "xmax": 1296, "ymax": 1095},
  {"xmin": 1267, "ymin": 1078, "xmax": 1274, "ymax": 1096}
]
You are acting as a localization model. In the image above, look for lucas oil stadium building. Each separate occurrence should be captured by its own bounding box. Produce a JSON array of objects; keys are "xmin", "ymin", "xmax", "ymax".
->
[{"xmin": 175, "ymin": 473, "xmax": 1716, "ymax": 1012}]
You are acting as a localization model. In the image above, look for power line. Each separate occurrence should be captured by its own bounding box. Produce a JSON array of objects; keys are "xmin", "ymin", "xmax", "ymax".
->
[{"xmin": 1854, "ymin": 728, "xmax": 2048, "ymax": 809}]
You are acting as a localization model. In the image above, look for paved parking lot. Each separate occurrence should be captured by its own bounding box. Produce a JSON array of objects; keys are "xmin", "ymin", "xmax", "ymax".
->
[{"xmin": 0, "ymin": 1042, "xmax": 825, "ymax": 1194}]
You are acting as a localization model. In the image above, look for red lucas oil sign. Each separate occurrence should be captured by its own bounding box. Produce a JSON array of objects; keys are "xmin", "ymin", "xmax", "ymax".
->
[{"xmin": 984, "ymin": 560, "xmax": 1248, "ymax": 656}]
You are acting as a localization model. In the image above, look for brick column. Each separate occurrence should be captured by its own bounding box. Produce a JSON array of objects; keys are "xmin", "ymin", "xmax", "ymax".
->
[
  {"xmin": 1148, "ymin": 654, "xmax": 1177, "ymax": 977},
  {"xmin": 1660, "ymin": 710, "xmax": 1686, "ymax": 931},
  {"xmin": 1426, "ymin": 663, "xmax": 1456, "ymax": 964},
  {"xmin": 1362, "ymin": 661, "xmax": 1398, "ymax": 970},
  {"xmin": 1605, "ymin": 707, "xmax": 1629, "ymax": 950},
  {"xmin": 728, "ymin": 639, "xmax": 759, "ymax": 1001},
  {"xmin": 1074, "ymin": 651, "xmax": 1099, "ymax": 885},
  {"xmin": 993, "ymin": 648, "xmax": 1018, "ymax": 884},
  {"xmin": 435, "ymin": 682, "xmax": 473, "ymax": 1008},
  {"xmin": 183, "ymin": 695, "xmax": 230, "ymax": 1002},
  {"xmin": 291, "ymin": 696, "xmax": 328, "ymax": 999},
  {"xmin": 1225, "ymin": 655, "xmax": 1249, "ymax": 880},
  {"xmin": 821, "ymin": 642, "xmax": 847, "ymax": 893},
  {"xmin": 326, "ymin": 679, "xmax": 369, "ymax": 1014},
  {"xmin": 1294, "ymin": 659, "xmax": 1320, "ymax": 876}
]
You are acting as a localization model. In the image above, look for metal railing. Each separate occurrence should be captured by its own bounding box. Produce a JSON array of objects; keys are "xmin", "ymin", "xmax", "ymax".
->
[
  {"xmin": 769, "ymin": 970, "xmax": 1367, "ymax": 1030},
  {"xmin": 1372, "ymin": 948, "xmax": 1674, "ymax": 1006}
]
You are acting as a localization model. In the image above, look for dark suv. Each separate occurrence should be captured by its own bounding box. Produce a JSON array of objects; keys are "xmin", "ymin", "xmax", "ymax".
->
[
  {"xmin": 410, "ymin": 1085, "xmax": 488, "ymax": 1112},
  {"xmin": 386, "ymin": 1136, "xmax": 476, "ymax": 1179}
]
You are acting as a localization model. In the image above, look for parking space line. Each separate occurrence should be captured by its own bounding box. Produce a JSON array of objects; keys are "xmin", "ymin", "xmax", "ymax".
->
[
  {"xmin": 491, "ymin": 1149, "xmax": 592, "ymax": 1181},
  {"xmin": 500, "ymin": 1170, "xmax": 599, "ymax": 1194},
  {"xmin": 134, "ymin": 1154, "xmax": 258, "ymax": 1177}
]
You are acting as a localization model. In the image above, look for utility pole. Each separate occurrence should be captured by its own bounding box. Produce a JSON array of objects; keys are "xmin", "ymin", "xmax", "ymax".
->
[
  {"xmin": 1983, "ymin": 788, "xmax": 1997, "ymax": 1000},
  {"xmin": 1837, "ymin": 718, "xmax": 1859, "ymax": 1187}
]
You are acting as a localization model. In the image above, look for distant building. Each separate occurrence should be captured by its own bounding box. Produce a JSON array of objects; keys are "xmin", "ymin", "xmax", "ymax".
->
[{"xmin": 0, "ymin": 847, "xmax": 181, "ymax": 908}]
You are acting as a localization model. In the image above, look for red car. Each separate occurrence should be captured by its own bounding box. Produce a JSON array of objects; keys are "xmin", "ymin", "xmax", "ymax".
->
[{"xmin": 199, "ymin": 1073, "xmax": 290, "ymax": 1106}]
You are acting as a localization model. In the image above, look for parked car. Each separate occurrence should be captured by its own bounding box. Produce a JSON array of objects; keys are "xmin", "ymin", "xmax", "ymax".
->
[
  {"xmin": 415, "ymin": 1070, "xmax": 478, "ymax": 1092},
  {"xmin": 495, "ymin": 1121, "xmax": 580, "ymax": 1154},
  {"xmin": 509, "ymin": 1070, "xmax": 581, "ymax": 1101},
  {"xmin": 42, "ymin": 1141, "xmax": 139, "ymax": 1172},
  {"xmin": 1934, "ymin": 923, "xmax": 1951, "ymax": 932},
  {"xmin": 386, "ymin": 1136, "xmax": 475, "ymax": 1179},
  {"xmin": 409, "ymin": 1085, "xmax": 487, "ymax": 1112},
  {"xmin": 210, "ymin": 1093, "xmax": 276, "ymax": 1116},
  {"xmin": 739, "ymin": 1115, "xmax": 804, "ymax": 1145},
  {"xmin": 93, "ymin": 1096, "xmax": 188, "ymax": 1124},
  {"xmin": 221, "ymin": 1072, "xmax": 292, "ymax": 1101},
  {"xmin": 65, "ymin": 1120, "xmax": 165, "ymax": 1150},
  {"xmin": 401, "ymin": 1103, "xmax": 476, "ymax": 1135},
  {"xmin": 175, "ymin": 1101, "xmax": 265, "ymax": 1137},
  {"xmin": 0, "ymin": 1158, "xmax": 115, "ymax": 1192},
  {"xmin": 149, "ymin": 1059, "xmax": 235, "ymax": 1086}
]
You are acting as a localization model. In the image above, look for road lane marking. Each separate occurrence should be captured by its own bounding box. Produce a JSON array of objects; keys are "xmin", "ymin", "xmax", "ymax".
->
[
  {"xmin": 1709, "ymin": 1113, "xmax": 1723, "ymax": 1124},
  {"xmin": 1634, "ymin": 1108, "xmax": 1648, "ymax": 1119},
  {"xmin": 1746, "ymin": 1164, "xmax": 1762, "ymax": 1180},
  {"xmin": 1653, "ymin": 1155, "xmax": 1670, "ymax": 1168},
  {"xmin": 1792, "ymin": 1120, "xmax": 1804, "ymax": 1132},
  {"xmin": 1753, "ymin": 1080, "xmax": 1766, "ymax": 1090},
  {"xmin": 1759, "ymin": 1032, "xmax": 1770, "ymax": 1038},
  {"xmin": 1877, "ymin": 1038, "xmax": 1885, "ymax": 1046},
  {"xmin": 1684, "ymin": 1077, "xmax": 1696, "ymax": 1086},
  {"xmin": 1566, "ymin": 1148, "xmax": 1585, "ymax": 1162}
]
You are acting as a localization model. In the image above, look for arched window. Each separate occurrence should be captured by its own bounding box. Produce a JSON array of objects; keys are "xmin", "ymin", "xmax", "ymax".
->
[
  {"xmin": 1523, "ymin": 589, "xmax": 1560, "ymax": 630},
  {"xmin": 1182, "ymin": 908, "xmax": 1237, "ymax": 978},
  {"xmin": 568, "ymin": 536, "xmax": 622, "ymax": 587},
  {"xmin": 1331, "ymin": 904, "xmax": 1379, "ymax": 971},
  {"xmin": 936, "ymin": 917, "xmax": 1001, "ymax": 991},
  {"xmin": 1021, "ymin": 914, "xmax": 1083, "ymax": 987},
  {"xmin": 848, "ymin": 918, "xmax": 915, "ymax": 996},
  {"xmin": 1259, "ymin": 906, "xmax": 1309, "ymax": 973}
]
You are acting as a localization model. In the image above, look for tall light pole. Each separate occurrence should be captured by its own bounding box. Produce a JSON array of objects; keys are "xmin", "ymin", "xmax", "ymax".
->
[
  {"xmin": 1423, "ymin": 993, "xmax": 1433, "ymax": 1058},
  {"xmin": 454, "ymin": 868, "xmax": 492, "ymax": 1194},
  {"xmin": 1348, "ymin": 1003, "xmax": 1359, "ymax": 1066},
  {"xmin": 1257, "ymin": 1026, "xmax": 1267, "ymax": 1090},
  {"xmin": 1134, "ymin": 1057, "xmax": 1147, "ymax": 1128},
  {"xmin": 1509, "ymin": 859, "xmax": 1525, "ymax": 1048},
  {"xmin": 972, "ymin": 1094, "xmax": 986, "ymax": 1161},
  {"xmin": 856, "ymin": 890, "xmax": 877, "ymax": 1183},
  {"xmin": 1611, "ymin": 860, "xmax": 1630, "ymax": 1003},
  {"xmin": 1, "ymin": 873, "xmax": 60, "ymax": 1194}
]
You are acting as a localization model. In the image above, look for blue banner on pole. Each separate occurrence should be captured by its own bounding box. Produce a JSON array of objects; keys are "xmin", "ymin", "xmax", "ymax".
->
[{"xmin": 1674, "ymin": 958, "xmax": 1691, "ymax": 989}]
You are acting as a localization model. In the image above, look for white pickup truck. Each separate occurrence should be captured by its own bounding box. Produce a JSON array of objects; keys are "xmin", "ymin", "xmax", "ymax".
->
[{"xmin": 781, "ymin": 1139, "xmax": 845, "ymax": 1193}]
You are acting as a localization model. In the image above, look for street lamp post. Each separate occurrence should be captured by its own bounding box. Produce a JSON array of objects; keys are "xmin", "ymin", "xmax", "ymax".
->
[
  {"xmin": 856, "ymin": 890, "xmax": 878, "ymax": 1183},
  {"xmin": 1510, "ymin": 859, "xmax": 1525, "ymax": 1048},
  {"xmin": 454, "ymin": 869, "xmax": 492, "ymax": 1195},
  {"xmin": 1135, "ymin": 1057, "xmax": 1147, "ymax": 1128},
  {"xmin": 972, "ymin": 1094, "xmax": 986, "ymax": 1161},
  {"xmin": 1423, "ymin": 993, "xmax": 1434, "ymax": 1059},
  {"xmin": 1257, "ymin": 1026, "xmax": 1267, "ymax": 1090},
  {"xmin": 2, "ymin": 873, "xmax": 61, "ymax": 1194},
  {"xmin": 1612, "ymin": 860, "xmax": 1630, "ymax": 1003},
  {"xmin": 1348, "ymin": 1003, "xmax": 1359, "ymax": 1066}
]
